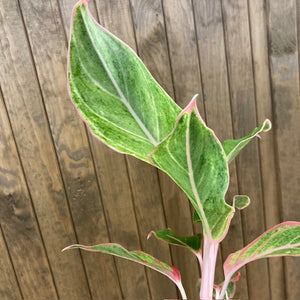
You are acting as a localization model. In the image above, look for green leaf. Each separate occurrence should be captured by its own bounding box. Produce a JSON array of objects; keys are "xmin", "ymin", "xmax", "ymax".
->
[
  {"xmin": 196, "ymin": 272, "xmax": 240, "ymax": 299},
  {"xmin": 193, "ymin": 195, "xmax": 250, "ymax": 223},
  {"xmin": 224, "ymin": 222, "xmax": 300, "ymax": 278},
  {"xmin": 148, "ymin": 228, "xmax": 202, "ymax": 253},
  {"xmin": 222, "ymin": 119, "xmax": 271, "ymax": 163},
  {"xmin": 68, "ymin": 1, "xmax": 181, "ymax": 162},
  {"xmin": 232, "ymin": 195, "xmax": 250, "ymax": 210},
  {"xmin": 62, "ymin": 243, "xmax": 182, "ymax": 286},
  {"xmin": 150, "ymin": 97, "xmax": 234, "ymax": 241},
  {"xmin": 213, "ymin": 272, "xmax": 240, "ymax": 299}
]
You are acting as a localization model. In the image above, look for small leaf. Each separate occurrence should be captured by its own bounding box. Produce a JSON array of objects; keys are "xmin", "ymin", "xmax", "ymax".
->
[
  {"xmin": 62, "ymin": 243, "xmax": 183, "ymax": 287},
  {"xmin": 148, "ymin": 228, "xmax": 202, "ymax": 253},
  {"xmin": 196, "ymin": 273, "xmax": 240, "ymax": 299},
  {"xmin": 232, "ymin": 195, "xmax": 250, "ymax": 210},
  {"xmin": 224, "ymin": 222, "xmax": 300, "ymax": 278},
  {"xmin": 150, "ymin": 96, "xmax": 234, "ymax": 241},
  {"xmin": 222, "ymin": 119, "xmax": 271, "ymax": 163},
  {"xmin": 213, "ymin": 272, "xmax": 240, "ymax": 299},
  {"xmin": 68, "ymin": 1, "xmax": 181, "ymax": 162}
]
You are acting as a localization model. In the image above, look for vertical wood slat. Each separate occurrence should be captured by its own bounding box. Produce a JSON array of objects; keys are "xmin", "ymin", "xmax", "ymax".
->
[
  {"xmin": 247, "ymin": 1, "xmax": 285, "ymax": 299},
  {"xmin": 192, "ymin": 1, "xmax": 249, "ymax": 298},
  {"xmin": 0, "ymin": 88, "xmax": 56, "ymax": 299},
  {"xmin": 267, "ymin": 0, "xmax": 300, "ymax": 298},
  {"xmin": 0, "ymin": 0, "xmax": 91, "ymax": 298},
  {"xmin": 16, "ymin": 0, "xmax": 122, "ymax": 298},
  {"xmin": 1, "ymin": 0, "xmax": 299, "ymax": 298},
  {"xmin": 0, "ymin": 226, "xmax": 22, "ymax": 300},
  {"xmin": 221, "ymin": 0, "xmax": 270, "ymax": 299}
]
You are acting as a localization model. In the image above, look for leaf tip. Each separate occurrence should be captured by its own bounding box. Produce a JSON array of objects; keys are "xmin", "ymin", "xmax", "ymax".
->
[
  {"xmin": 147, "ymin": 231, "xmax": 154, "ymax": 240},
  {"xmin": 263, "ymin": 119, "xmax": 272, "ymax": 132},
  {"xmin": 184, "ymin": 94, "xmax": 199, "ymax": 114},
  {"xmin": 62, "ymin": 245, "xmax": 72, "ymax": 252}
]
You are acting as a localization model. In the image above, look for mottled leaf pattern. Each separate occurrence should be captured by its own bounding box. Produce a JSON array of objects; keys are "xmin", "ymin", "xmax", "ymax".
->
[
  {"xmin": 148, "ymin": 228, "xmax": 202, "ymax": 253},
  {"xmin": 62, "ymin": 243, "xmax": 183, "ymax": 287},
  {"xmin": 68, "ymin": 1, "xmax": 181, "ymax": 162},
  {"xmin": 222, "ymin": 119, "xmax": 271, "ymax": 163},
  {"xmin": 150, "ymin": 98, "xmax": 234, "ymax": 241},
  {"xmin": 224, "ymin": 222, "xmax": 300, "ymax": 277}
]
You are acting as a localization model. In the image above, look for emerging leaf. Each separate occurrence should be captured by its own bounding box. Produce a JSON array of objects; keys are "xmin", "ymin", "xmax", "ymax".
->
[
  {"xmin": 224, "ymin": 222, "xmax": 300, "ymax": 278},
  {"xmin": 62, "ymin": 243, "xmax": 183, "ymax": 289},
  {"xmin": 150, "ymin": 97, "xmax": 234, "ymax": 241},
  {"xmin": 148, "ymin": 228, "xmax": 202, "ymax": 253},
  {"xmin": 232, "ymin": 195, "xmax": 250, "ymax": 210},
  {"xmin": 196, "ymin": 273, "xmax": 240, "ymax": 299},
  {"xmin": 68, "ymin": 1, "xmax": 181, "ymax": 162},
  {"xmin": 222, "ymin": 119, "xmax": 271, "ymax": 163},
  {"xmin": 213, "ymin": 272, "xmax": 240, "ymax": 299}
]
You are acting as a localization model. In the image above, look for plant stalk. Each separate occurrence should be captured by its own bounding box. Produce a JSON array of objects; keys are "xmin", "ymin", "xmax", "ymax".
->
[
  {"xmin": 199, "ymin": 237, "xmax": 219, "ymax": 300},
  {"xmin": 177, "ymin": 281, "xmax": 187, "ymax": 300}
]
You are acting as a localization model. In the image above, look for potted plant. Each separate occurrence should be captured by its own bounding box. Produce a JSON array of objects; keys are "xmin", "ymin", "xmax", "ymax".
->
[{"xmin": 63, "ymin": 1, "xmax": 300, "ymax": 299}]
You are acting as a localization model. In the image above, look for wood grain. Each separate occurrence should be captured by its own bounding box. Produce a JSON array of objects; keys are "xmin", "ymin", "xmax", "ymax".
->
[
  {"xmin": 0, "ymin": 226, "xmax": 22, "ymax": 300},
  {"xmin": 0, "ymin": 89, "xmax": 57, "ymax": 299},
  {"xmin": 1, "ymin": 0, "xmax": 299, "ymax": 298},
  {"xmin": 221, "ymin": 0, "xmax": 270, "ymax": 298},
  {"xmin": 192, "ymin": 1, "xmax": 249, "ymax": 297},
  {"xmin": 248, "ymin": 0, "xmax": 285, "ymax": 299},
  {"xmin": 267, "ymin": 0, "xmax": 300, "ymax": 298},
  {"xmin": 0, "ymin": 1, "xmax": 91, "ymax": 298},
  {"xmin": 17, "ymin": 0, "xmax": 122, "ymax": 298}
]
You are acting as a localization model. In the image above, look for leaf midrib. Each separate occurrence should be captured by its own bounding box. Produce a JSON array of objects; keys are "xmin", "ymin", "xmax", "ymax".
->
[{"xmin": 79, "ymin": 7, "xmax": 158, "ymax": 145}]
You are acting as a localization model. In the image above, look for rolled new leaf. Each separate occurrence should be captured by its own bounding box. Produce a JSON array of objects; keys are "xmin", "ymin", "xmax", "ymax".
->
[
  {"xmin": 232, "ymin": 195, "xmax": 250, "ymax": 210},
  {"xmin": 150, "ymin": 97, "xmax": 234, "ymax": 241},
  {"xmin": 62, "ymin": 243, "xmax": 186, "ymax": 298},
  {"xmin": 222, "ymin": 119, "xmax": 271, "ymax": 163},
  {"xmin": 213, "ymin": 272, "xmax": 240, "ymax": 299},
  {"xmin": 220, "ymin": 221, "xmax": 300, "ymax": 299},
  {"xmin": 148, "ymin": 228, "xmax": 202, "ymax": 253},
  {"xmin": 196, "ymin": 273, "xmax": 240, "ymax": 300},
  {"xmin": 68, "ymin": 0, "xmax": 181, "ymax": 162}
]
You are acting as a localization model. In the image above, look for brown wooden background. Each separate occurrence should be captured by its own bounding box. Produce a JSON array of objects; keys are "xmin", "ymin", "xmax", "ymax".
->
[{"xmin": 1, "ymin": 0, "xmax": 299, "ymax": 299}]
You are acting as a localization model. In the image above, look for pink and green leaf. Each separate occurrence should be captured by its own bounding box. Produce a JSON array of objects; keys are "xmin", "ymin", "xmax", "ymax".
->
[
  {"xmin": 148, "ymin": 228, "xmax": 202, "ymax": 253},
  {"xmin": 222, "ymin": 119, "xmax": 271, "ymax": 163},
  {"xmin": 62, "ymin": 243, "xmax": 183, "ymax": 290},
  {"xmin": 68, "ymin": 1, "xmax": 181, "ymax": 162},
  {"xmin": 196, "ymin": 272, "xmax": 240, "ymax": 299},
  {"xmin": 224, "ymin": 222, "xmax": 300, "ymax": 277},
  {"xmin": 213, "ymin": 272, "xmax": 240, "ymax": 299},
  {"xmin": 150, "ymin": 97, "xmax": 234, "ymax": 241}
]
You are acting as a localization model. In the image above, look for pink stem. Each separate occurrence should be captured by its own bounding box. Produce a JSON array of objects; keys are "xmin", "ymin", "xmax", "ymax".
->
[{"xmin": 200, "ymin": 237, "xmax": 219, "ymax": 300}]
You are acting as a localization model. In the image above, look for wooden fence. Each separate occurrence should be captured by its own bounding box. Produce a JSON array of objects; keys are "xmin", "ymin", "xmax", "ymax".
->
[{"xmin": 1, "ymin": 0, "xmax": 299, "ymax": 299}]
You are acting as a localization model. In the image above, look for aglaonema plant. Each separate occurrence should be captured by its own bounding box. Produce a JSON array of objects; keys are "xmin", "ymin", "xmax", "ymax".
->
[{"xmin": 62, "ymin": 1, "xmax": 300, "ymax": 299}]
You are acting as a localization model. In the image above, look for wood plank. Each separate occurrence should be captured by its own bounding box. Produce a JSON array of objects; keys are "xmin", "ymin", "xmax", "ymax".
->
[
  {"xmin": 0, "ymin": 226, "xmax": 22, "ymax": 300},
  {"xmin": 0, "ymin": 89, "xmax": 56, "ymax": 299},
  {"xmin": 192, "ymin": 1, "xmax": 248, "ymax": 297},
  {"xmin": 0, "ymin": 1, "xmax": 91, "ymax": 298},
  {"xmin": 59, "ymin": 0, "xmax": 151, "ymax": 298},
  {"xmin": 267, "ymin": 0, "xmax": 300, "ymax": 298},
  {"xmin": 17, "ymin": 0, "xmax": 122, "ymax": 298},
  {"xmin": 221, "ymin": 0, "xmax": 270, "ymax": 298},
  {"xmin": 248, "ymin": 1, "xmax": 285, "ymax": 299}
]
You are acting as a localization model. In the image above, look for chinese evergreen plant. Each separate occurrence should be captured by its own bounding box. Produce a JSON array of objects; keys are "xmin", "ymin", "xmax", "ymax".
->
[{"xmin": 63, "ymin": 1, "xmax": 300, "ymax": 299}]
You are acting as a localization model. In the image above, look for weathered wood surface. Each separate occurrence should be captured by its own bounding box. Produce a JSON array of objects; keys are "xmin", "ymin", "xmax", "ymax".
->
[{"xmin": 0, "ymin": 0, "xmax": 299, "ymax": 299}]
